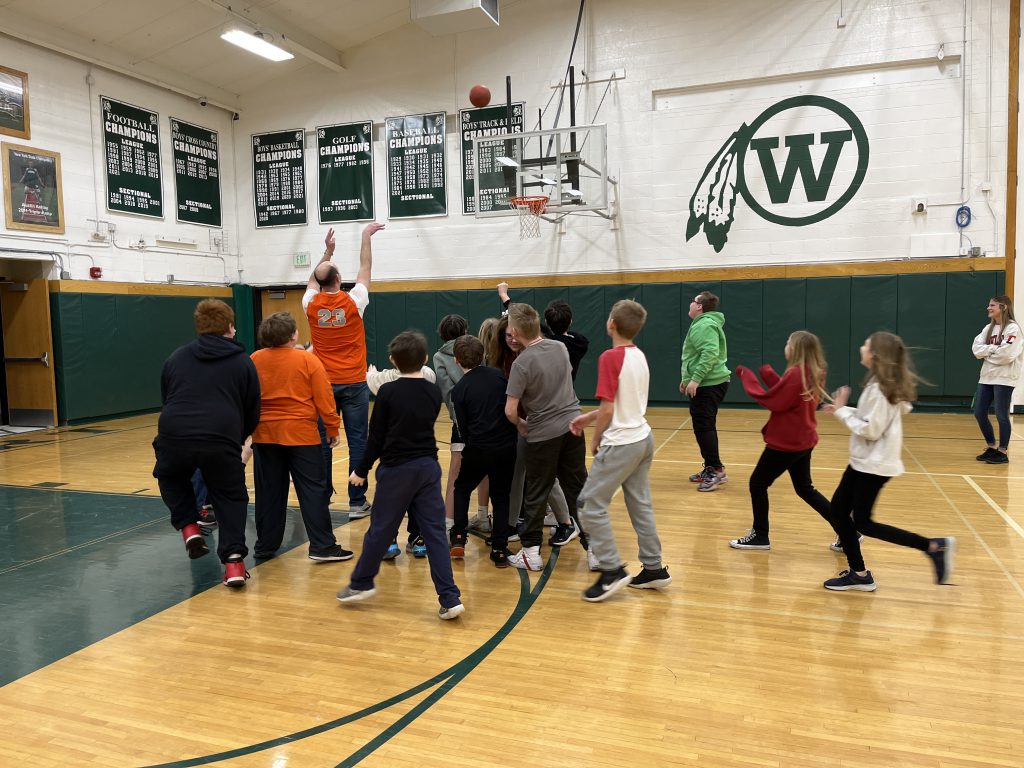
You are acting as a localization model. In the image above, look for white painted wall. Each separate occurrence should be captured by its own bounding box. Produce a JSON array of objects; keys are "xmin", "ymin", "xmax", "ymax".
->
[{"xmin": 0, "ymin": 35, "xmax": 240, "ymax": 284}]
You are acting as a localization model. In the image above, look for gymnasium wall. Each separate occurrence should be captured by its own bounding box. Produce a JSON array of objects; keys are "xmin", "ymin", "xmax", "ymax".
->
[
  {"xmin": 0, "ymin": 36, "xmax": 239, "ymax": 285},
  {"xmin": 230, "ymin": 0, "xmax": 1010, "ymax": 284}
]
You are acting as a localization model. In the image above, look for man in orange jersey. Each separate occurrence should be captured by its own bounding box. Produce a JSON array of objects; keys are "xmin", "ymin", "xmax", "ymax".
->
[{"xmin": 303, "ymin": 222, "xmax": 385, "ymax": 520}]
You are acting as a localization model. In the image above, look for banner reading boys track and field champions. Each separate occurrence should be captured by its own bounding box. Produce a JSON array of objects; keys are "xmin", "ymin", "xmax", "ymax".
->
[
  {"xmin": 171, "ymin": 118, "xmax": 221, "ymax": 227},
  {"xmin": 252, "ymin": 129, "xmax": 307, "ymax": 228},
  {"xmin": 386, "ymin": 112, "xmax": 447, "ymax": 218},
  {"xmin": 101, "ymin": 97, "xmax": 163, "ymax": 218},
  {"xmin": 317, "ymin": 121, "xmax": 374, "ymax": 222},
  {"xmin": 460, "ymin": 102, "xmax": 524, "ymax": 214}
]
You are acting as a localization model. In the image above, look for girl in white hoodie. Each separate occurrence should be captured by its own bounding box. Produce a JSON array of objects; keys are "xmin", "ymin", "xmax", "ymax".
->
[
  {"xmin": 972, "ymin": 295, "xmax": 1022, "ymax": 465},
  {"xmin": 821, "ymin": 332, "xmax": 956, "ymax": 592}
]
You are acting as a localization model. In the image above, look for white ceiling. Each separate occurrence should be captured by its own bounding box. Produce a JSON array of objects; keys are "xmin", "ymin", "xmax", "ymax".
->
[{"xmin": 0, "ymin": 0, "xmax": 416, "ymax": 110}]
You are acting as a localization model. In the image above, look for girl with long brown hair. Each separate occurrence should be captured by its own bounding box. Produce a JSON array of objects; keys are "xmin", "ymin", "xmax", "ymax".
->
[{"xmin": 971, "ymin": 295, "xmax": 1022, "ymax": 464}]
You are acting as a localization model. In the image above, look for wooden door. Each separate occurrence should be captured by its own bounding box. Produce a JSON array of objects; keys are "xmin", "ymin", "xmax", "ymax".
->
[{"xmin": 1, "ymin": 279, "xmax": 57, "ymax": 426}]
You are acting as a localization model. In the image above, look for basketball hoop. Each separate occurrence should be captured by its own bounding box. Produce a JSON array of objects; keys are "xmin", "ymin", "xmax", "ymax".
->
[{"xmin": 509, "ymin": 195, "xmax": 548, "ymax": 239}]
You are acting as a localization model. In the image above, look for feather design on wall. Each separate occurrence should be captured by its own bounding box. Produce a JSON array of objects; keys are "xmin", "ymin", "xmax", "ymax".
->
[{"xmin": 686, "ymin": 125, "xmax": 749, "ymax": 253}]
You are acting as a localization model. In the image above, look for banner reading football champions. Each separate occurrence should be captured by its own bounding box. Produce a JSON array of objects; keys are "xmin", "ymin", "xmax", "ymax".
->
[
  {"xmin": 460, "ymin": 102, "xmax": 524, "ymax": 214},
  {"xmin": 385, "ymin": 112, "xmax": 447, "ymax": 219},
  {"xmin": 252, "ymin": 129, "xmax": 307, "ymax": 228},
  {"xmin": 171, "ymin": 118, "xmax": 221, "ymax": 227},
  {"xmin": 101, "ymin": 97, "xmax": 163, "ymax": 218},
  {"xmin": 317, "ymin": 121, "xmax": 374, "ymax": 222}
]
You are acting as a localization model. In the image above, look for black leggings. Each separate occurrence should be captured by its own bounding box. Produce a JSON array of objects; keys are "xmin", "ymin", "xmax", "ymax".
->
[
  {"xmin": 829, "ymin": 465, "xmax": 930, "ymax": 572},
  {"xmin": 749, "ymin": 447, "xmax": 831, "ymax": 537}
]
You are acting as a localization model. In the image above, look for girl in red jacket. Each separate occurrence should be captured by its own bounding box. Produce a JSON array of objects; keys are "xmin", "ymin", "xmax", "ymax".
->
[{"xmin": 728, "ymin": 331, "xmax": 832, "ymax": 550}]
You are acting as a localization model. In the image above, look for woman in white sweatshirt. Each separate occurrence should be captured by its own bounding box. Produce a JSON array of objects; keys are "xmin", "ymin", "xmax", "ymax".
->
[
  {"xmin": 971, "ymin": 295, "xmax": 1022, "ymax": 465},
  {"xmin": 820, "ymin": 332, "xmax": 955, "ymax": 592}
]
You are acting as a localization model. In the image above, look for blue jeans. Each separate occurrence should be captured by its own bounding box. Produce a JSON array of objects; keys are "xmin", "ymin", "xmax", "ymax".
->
[
  {"xmin": 319, "ymin": 381, "xmax": 370, "ymax": 507},
  {"xmin": 974, "ymin": 383, "xmax": 1014, "ymax": 450},
  {"xmin": 191, "ymin": 469, "xmax": 208, "ymax": 508}
]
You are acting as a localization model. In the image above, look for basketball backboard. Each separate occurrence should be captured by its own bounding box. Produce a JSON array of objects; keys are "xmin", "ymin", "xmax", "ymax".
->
[{"xmin": 472, "ymin": 123, "xmax": 614, "ymax": 220}]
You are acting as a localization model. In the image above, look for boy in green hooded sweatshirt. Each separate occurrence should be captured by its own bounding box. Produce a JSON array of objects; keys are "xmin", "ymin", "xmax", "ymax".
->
[{"xmin": 680, "ymin": 291, "xmax": 731, "ymax": 491}]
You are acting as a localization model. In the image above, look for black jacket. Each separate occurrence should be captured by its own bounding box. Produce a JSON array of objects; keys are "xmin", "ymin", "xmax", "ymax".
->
[{"xmin": 158, "ymin": 334, "xmax": 260, "ymax": 445}]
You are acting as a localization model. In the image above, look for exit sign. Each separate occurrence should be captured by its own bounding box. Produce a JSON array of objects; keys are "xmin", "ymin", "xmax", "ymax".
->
[{"xmin": 294, "ymin": 251, "xmax": 310, "ymax": 267}]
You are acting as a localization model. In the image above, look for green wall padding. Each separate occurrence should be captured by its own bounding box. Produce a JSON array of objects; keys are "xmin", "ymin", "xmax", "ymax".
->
[{"xmin": 231, "ymin": 284, "xmax": 257, "ymax": 353}]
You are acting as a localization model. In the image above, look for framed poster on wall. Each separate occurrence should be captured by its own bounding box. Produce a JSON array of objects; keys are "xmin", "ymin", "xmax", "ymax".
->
[
  {"xmin": 0, "ymin": 66, "xmax": 29, "ymax": 140},
  {"xmin": 2, "ymin": 142, "xmax": 63, "ymax": 234}
]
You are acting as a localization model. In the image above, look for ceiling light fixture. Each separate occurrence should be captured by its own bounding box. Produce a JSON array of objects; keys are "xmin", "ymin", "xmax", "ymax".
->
[{"xmin": 220, "ymin": 28, "xmax": 294, "ymax": 62}]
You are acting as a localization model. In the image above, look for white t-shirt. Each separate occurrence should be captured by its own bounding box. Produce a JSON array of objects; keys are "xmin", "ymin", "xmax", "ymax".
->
[{"xmin": 595, "ymin": 345, "xmax": 651, "ymax": 446}]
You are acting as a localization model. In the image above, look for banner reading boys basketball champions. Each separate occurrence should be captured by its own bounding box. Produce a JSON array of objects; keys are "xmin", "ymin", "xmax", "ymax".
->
[
  {"xmin": 460, "ymin": 102, "xmax": 524, "ymax": 214},
  {"xmin": 317, "ymin": 121, "xmax": 374, "ymax": 222},
  {"xmin": 252, "ymin": 129, "xmax": 306, "ymax": 228},
  {"xmin": 386, "ymin": 112, "xmax": 447, "ymax": 218},
  {"xmin": 101, "ymin": 97, "xmax": 163, "ymax": 218},
  {"xmin": 171, "ymin": 119, "xmax": 221, "ymax": 227}
]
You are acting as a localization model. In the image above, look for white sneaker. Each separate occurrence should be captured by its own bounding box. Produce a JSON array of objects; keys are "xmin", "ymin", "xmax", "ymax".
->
[
  {"xmin": 586, "ymin": 547, "xmax": 600, "ymax": 571},
  {"xmin": 508, "ymin": 546, "xmax": 542, "ymax": 571},
  {"xmin": 439, "ymin": 603, "xmax": 465, "ymax": 620},
  {"xmin": 468, "ymin": 508, "xmax": 492, "ymax": 534},
  {"xmin": 348, "ymin": 502, "xmax": 372, "ymax": 520}
]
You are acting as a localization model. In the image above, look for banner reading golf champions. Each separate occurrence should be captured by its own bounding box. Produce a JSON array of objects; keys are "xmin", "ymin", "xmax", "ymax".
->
[
  {"xmin": 252, "ymin": 129, "xmax": 306, "ymax": 228},
  {"xmin": 101, "ymin": 97, "xmax": 163, "ymax": 218},
  {"xmin": 171, "ymin": 118, "xmax": 221, "ymax": 227},
  {"xmin": 460, "ymin": 102, "xmax": 524, "ymax": 214},
  {"xmin": 317, "ymin": 121, "xmax": 373, "ymax": 222},
  {"xmin": 386, "ymin": 112, "xmax": 446, "ymax": 218}
]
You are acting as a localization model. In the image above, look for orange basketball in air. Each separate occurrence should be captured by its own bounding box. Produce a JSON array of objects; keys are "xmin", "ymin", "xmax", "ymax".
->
[{"xmin": 469, "ymin": 84, "xmax": 491, "ymax": 108}]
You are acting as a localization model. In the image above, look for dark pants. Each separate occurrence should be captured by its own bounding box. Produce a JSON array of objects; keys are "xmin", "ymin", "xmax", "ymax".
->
[
  {"xmin": 974, "ymin": 383, "xmax": 1014, "ymax": 450},
  {"xmin": 153, "ymin": 436, "xmax": 248, "ymax": 562},
  {"xmin": 348, "ymin": 457, "xmax": 460, "ymax": 609},
  {"xmin": 520, "ymin": 431, "xmax": 588, "ymax": 548},
  {"xmin": 318, "ymin": 381, "xmax": 371, "ymax": 507},
  {"xmin": 191, "ymin": 469, "xmax": 208, "ymax": 508},
  {"xmin": 452, "ymin": 443, "xmax": 515, "ymax": 548},
  {"xmin": 690, "ymin": 381, "xmax": 729, "ymax": 469},
  {"xmin": 749, "ymin": 447, "xmax": 831, "ymax": 537},
  {"xmin": 252, "ymin": 443, "xmax": 338, "ymax": 557},
  {"xmin": 829, "ymin": 465, "xmax": 930, "ymax": 573}
]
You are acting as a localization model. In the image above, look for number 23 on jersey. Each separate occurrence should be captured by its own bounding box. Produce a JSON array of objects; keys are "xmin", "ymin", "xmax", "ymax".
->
[{"xmin": 317, "ymin": 308, "xmax": 347, "ymax": 327}]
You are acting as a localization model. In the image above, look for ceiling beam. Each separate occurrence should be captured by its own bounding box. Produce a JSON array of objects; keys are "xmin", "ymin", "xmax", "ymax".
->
[{"xmin": 194, "ymin": 0, "xmax": 346, "ymax": 73}]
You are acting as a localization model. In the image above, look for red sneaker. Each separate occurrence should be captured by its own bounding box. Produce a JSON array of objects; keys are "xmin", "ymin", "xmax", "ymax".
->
[
  {"xmin": 182, "ymin": 523, "xmax": 209, "ymax": 559},
  {"xmin": 223, "ymin": 557, "xmax": 250, "ymax": 588}
]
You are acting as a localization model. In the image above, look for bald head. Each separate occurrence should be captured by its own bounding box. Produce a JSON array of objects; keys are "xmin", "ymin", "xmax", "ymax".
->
[{"xmin": 314, "ymin": 262, "xmax": 341, "ymax": 290}]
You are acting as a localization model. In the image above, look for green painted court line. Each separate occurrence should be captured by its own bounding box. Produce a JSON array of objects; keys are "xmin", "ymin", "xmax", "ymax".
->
[{"xmin": 142, "ymin": 550, "xmax": 560, "ymax": 768}]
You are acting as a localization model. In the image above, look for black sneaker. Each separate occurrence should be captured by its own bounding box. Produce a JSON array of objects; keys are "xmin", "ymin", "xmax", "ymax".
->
[
  {"xmin": 490, "ymin": 548, "xmax": 511, "ymax": 568},
  {"xmin": 582, "ymin": 566, "xmax": 633, "ymax": 602},
  {"xmin": 976, "ymin": 447, "xmax": 999, "ymax": 461},
  {"xmin": 986, "ymin": 451, "xmax": 1009, "ymax": 464},
  {"xmin": 629, "ymin": 566, "xmax": 672, "ymax": 589},
  {"xmin": 689, "ymin": 466, "xmax": 712, "ymax": 483},
  {"xmin": 548, "ymin": 522, "xmax": 579, "ymax": 547},
  {"xmin": 926, "ymin": 537, "xmax": 956, "ymax": 584},
  {"xmin": 729, "ymin": 529, "xmax": 770, "ymax": 550},
  {"xmin": 823, "ymin": 569, "xmax": 877, "ymax": 592},
  {"xmin": 196, "ymin": 504, "xmax": 217, "ymax": 528},
  {"xmin": 309, "ymin": 545, "xmax": 354, "ymax": 562}
]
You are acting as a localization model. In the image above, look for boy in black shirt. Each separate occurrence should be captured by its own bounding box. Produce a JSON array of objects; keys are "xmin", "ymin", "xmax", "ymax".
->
[
  {"xmin": 336, "ymin": 331, "xmax": 464, "ymax": 619},
  {"xmin": 449, "ymin": 335, "xmax": 517, "ymax": 566}
]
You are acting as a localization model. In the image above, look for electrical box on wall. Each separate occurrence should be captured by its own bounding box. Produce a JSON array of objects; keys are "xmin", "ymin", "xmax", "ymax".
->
[
  {"xmin": 294, "ymin": 251, "xmax": 310, "ymax": 268},
  {"xmin": 912, "ymin": 198, "xmax": 927, "ymax": 214}
]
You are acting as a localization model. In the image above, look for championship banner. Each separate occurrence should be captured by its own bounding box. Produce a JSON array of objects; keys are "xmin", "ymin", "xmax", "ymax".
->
[
  {"xmin": 385, "ymin": 112, "xmax": 447, "ymax": 219},
  {"xmin": 317, "ymin": 121, "xmax": 374, "ymax": 223},
  {"xmin": 252, "ymin": 128, "xmax": 307, "ymax": 228},
  {"xmin": 101, "ymin": 97, "xmax": 163, "ymax": 218},
  {"xmin": 171, "ymin": 118, "xmax": 221, "ymax": 227},
  {"xmin": 460, "ymin": 102, "xmax": 524, "ymax": 214}
]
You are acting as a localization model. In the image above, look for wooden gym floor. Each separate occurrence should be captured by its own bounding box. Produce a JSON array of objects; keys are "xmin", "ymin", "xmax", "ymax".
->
[{"xmin": 0, "ymin": 407, "xmax": 1021, "ymax": 767}]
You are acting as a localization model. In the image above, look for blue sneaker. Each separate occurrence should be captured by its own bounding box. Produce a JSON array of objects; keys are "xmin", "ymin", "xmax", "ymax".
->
[
  {"xmin": 383, "ymin": 542, "xmax": 401, "ymax": 561},
  {"xmin": 412, "ymin": 536, "xmax": 427, "ymax": 558}
]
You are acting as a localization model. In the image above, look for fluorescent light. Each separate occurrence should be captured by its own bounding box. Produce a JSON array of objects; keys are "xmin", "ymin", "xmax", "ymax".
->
[
  {"xmin": 496, "ymin": 156, "xmax": 519, "ymax": 167},
  {"xmin": 221, "ymin": 29, "xmax": 294, "ymax": 62}
]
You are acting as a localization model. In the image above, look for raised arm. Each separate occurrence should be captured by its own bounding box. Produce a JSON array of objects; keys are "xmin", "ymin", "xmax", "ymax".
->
[
  {"xmin": 355, "ymin": 222, "xmax": 386, "ymax": 290},
  {"xmin": 306, "ymin": 228, "xmax": 336, "ymax": 292},
  {"xmin": 497, "ymin": 281, "xmax": 511, "ymax": 311}
]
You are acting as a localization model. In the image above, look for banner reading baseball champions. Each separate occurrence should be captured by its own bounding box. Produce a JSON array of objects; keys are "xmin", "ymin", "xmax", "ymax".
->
[
  {"xmin": 386, "ymin": 112, "xmax": 447, "ymax": 218},
  {"xmin": 171, "ymin": 118, "xmax": 221, "ymax": 227},
  {"xmin": 317, "ymin": 121, "xmax": 373, "ymax": 222},
  {"xmin": 101, "ymin": 97, "xmax": 163, "ymax": 218},
  {"xmin": 252, "ymin": 129, "xmax": 307, "ymax": 228},
  {"xmin": 460, "ymin": 102, "xmax": 524, "ymax": 214}
]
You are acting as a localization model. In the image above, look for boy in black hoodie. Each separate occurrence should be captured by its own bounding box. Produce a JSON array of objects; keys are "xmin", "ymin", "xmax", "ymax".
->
[{"xmin": 152, "ymin": 299, "xmax": 260, "ymax": 588}]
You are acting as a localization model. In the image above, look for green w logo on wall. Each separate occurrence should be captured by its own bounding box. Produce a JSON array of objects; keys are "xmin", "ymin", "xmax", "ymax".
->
[{"xmin": 686, "ymin": 95, "xmax": 869, "ymax": 252}]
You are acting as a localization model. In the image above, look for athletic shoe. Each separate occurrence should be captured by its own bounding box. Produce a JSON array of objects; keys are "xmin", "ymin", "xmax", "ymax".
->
[
  {"xmin": 181, "ymin": 523, "xmax": 209, "ymax": 559},
  {"xmin": 223, "ymin": 556, "xmax": 249, "ymax": 588},
  {"xmin": 439, "ymin": 603, "xmax": 465, "ymax": 620},
  {"xmin": 196, "ymin": 505, "xmax": 217, "ymax": 529},
  {"xmin": 468, "ymin": 508, "xmax": 492, "ymax": 534},
  {"xmin": 450, "ymin": 533, "xmax": 466, "ymax": 559},
  {"xmin": 586, "ymin": 547, "xmax": 600, "ymax": 571},
  {"xmin": 689, "ymin": 466, "xmax": 713, "ymax": 483},
  {"xmin": 986, "ymin": 451, "xmax": 1009, "ymax": 464},
  {"xmin": 582, "ymin": 566, "xmax": 633, "ymax": 602},
  {"xmin": 383, "ymin": 542, "xmax": 401, "ymax": 561},
  {"xmin": 927, "ymin": 537, "xmax": 956, "ymax": 584},
  {"xmin": 336, "ymin": 585, "xmax": 376, "ymax": 603},
  {"xmin": 629, "ymin": 566, "xmax": 672, "ymax": 589},
  {"xmin": 348, "ymin": 502, "xmax": 372, "ymax": 520},
  {"xmin": 508, "ymin": 546, "xmax": 542, "ymax": 571},
  {"xmin": 823, "ymin": 569, "xmax": 877, "ymax": 592},
  {"xmin": 729, "ymin": 529, "xmax": 770, "ymax": 550},
  {"xmin": 490, "ymin": 548, "xmax": 510, "ymax": 568},
  {"xmin": 697, "ymin": 468, "xmax": 727, "ymax": 492},
  {"xmin": 410, "ymin": 536, "xmax": 427, "ymax": 558},
  {"xmin": 829, "ymin": 534, "xmax": 865, "ymax": 553},
  {"xmin": 308, "ymin": 545, "xmax": 354, "ymax": 562},
  {"xmin": 976, "ymin": 447, "xmax": 1000, "ymax": 461},
  {"xmin": 549, "ymin": 522, "xmax": 579, "ymax": 547}
]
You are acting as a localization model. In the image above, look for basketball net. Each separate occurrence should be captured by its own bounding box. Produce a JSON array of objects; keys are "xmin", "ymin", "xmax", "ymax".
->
[{"xmin": 509, "ymin": 195, "xmax": 548, "ymax": 239}]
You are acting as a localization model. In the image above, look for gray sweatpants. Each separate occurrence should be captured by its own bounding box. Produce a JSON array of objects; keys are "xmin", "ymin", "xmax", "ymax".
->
[{"xmin": 578, "ymin": 433, "xmax": 662, "ymax": 571}]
